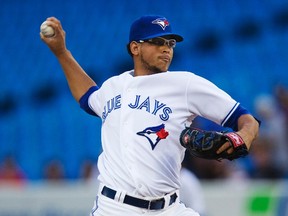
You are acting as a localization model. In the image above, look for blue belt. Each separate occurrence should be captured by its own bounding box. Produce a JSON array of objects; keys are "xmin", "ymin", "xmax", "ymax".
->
[{"xmin": 101, "ymin": 186, "xmax": 178, "ymax": 210}]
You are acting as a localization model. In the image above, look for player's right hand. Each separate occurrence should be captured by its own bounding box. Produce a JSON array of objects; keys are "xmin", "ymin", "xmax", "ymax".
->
[{"xmin": 40, "ymin": 17, "xmax": 68, "ymax": 57}]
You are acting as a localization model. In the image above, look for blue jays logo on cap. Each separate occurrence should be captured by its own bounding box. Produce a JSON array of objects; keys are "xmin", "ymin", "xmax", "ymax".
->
[
  {"xmin": 129, "ymin": 15, "xmax": 183, "ymax": 43},
  {"xmin": 137, "ymin": 123, "xmax": 169, "ymax": 150},
  {"xmin": 152, "ymin": 18, "xmax": 170, "ymax": 30}
]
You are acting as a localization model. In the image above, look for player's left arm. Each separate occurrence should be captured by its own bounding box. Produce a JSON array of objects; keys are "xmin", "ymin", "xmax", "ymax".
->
[
  {"xmin": 236, "ymin": 114, "xmax": 259, "ymax": 150},
  {"xmin": 217, "ymin": 114, "xmax": 260, "ymax": 154}
]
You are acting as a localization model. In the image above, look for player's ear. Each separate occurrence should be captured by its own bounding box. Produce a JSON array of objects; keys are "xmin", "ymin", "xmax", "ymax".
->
[{"xmin": 130, "ymin": 41, "xmax": 140, "ymax": 56}]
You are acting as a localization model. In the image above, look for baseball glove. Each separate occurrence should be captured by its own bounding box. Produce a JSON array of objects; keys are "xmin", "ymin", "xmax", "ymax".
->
[{"xmin": 179, "ymin": 127, "xmax": 248, "ymax": 161}]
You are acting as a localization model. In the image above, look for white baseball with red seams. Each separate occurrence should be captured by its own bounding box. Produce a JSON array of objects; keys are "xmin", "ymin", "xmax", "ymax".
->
[{"xmin": 40, "ymin": 21, "xmax": 55, "ymax": 37}]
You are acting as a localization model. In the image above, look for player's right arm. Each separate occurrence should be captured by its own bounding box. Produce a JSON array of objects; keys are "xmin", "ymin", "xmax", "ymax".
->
[{"xmin": 40, "ymin": 17, "xmax": 96, "ymax": 102}]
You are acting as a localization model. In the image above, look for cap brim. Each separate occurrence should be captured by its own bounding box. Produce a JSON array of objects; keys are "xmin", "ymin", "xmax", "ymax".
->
[{"xmin": 164, "ymin": 34, "xmax": 184, "ymax": 42}]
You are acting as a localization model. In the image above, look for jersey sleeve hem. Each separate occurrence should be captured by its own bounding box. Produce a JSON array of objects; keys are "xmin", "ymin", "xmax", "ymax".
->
[
  {"xmin": 222, "ymin": 103, "xmax": 250, "ymax": 131},
  {"xmin": 79, "ymin": 86, "xmax": 99, "ymax": 116}
]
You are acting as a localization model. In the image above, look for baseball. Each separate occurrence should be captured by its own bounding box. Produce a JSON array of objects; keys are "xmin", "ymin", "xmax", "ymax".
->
[{"xmin": 40, "ymin": 21, "xmax": 55, "ymax": 37}]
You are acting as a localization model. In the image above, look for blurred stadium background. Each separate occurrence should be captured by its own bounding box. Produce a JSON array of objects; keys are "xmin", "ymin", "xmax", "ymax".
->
[{"xmin": 1, "ymin": 0, "xmax": 288, "ymax": 215}]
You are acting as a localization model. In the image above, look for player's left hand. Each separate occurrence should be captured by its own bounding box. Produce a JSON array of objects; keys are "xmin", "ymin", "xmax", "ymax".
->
[
  {"xmin": 216, "ymin": 141, "xmax": 234, "ymax": 155},
  {"xmin": 179, "ymin": 127, "xmax": 249, "ymax": 161}
]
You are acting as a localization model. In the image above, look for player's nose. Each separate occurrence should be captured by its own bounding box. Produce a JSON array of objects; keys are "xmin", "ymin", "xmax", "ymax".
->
[{"xmin": 161, "ymin": 46, "xmax": 173, "ymax": 55}]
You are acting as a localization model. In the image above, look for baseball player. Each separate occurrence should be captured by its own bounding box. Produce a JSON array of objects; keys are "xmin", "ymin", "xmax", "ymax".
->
[{"xmin": 40, "ymin": 15, "xmax": 259, "ymax": 216}]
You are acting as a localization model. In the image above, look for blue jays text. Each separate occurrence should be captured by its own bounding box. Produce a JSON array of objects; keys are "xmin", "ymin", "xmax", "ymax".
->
[{"xmin": 102, "ymin": 95, "xmax": 172, "ymax": 122}]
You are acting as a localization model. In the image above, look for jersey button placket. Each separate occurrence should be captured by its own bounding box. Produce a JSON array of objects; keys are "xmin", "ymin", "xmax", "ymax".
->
[
  {"xmin": 121, "ymin": 85, "xmax": 137, "ymax": 176},
  {"xmin": 123, "ymin": 121, "xmax": 129, "ymax": 149}
]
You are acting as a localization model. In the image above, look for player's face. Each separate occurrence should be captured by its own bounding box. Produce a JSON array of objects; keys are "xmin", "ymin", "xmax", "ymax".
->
[{"xmin": 137, "ymin": 37, "xmax": 174, "ymax": 74}]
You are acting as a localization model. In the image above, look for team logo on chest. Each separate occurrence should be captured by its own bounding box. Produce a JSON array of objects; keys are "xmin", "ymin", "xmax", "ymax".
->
[{"xmin": 137, "ymin": 124, "xmax": 169, "ymax": 150}]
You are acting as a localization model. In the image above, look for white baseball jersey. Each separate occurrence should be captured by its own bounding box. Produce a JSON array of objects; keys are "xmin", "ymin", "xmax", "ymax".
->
[{"xmin": 83, "ymin": 70, "xmax": 239, "ymax": 198}]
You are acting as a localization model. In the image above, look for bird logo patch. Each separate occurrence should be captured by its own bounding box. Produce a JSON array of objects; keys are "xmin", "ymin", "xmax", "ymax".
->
[
  {"xmin": 152, "ymin": 18, "xmax": 170, "ymax": 30},
  {"xmin": 137, "ymin": 124, "xmax": 169, "ymax": 150}
]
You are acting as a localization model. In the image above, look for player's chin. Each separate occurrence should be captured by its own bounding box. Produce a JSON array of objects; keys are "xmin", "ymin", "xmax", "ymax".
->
[
  {"xmin": 156, "ymin": 66, "xmax": 169, "ymax": 73},
  {"xmin": 158, "ymin": 62, "xmax": 171, "ymax": 72}
]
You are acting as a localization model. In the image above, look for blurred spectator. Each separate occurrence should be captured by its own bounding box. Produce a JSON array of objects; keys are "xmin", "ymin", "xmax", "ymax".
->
[
  {"xmin": 79, "ymin": 160, "xmax": 94, "ymax": 180},
  {"xmin": 249, "ymin": 135, "xmax": 285, "ymax": 179},
  {"xmin": 43, "ymin": 159, "xmax": 65, "ymax": 180},
  {"xmin": 275, "ymin": 84, "xmax": 288, "ymax": 122},
  {"xmin": 187, "ymin": 156, "xmax": 248, "ymax": 180},
  {"xmin": 79, "ymin": 159, "xmax": 99, "ymax": 181},
  {"xmin": 0, "ymin": 154, "xmax": 26, "ymax": 184},
  {"xmin": 254, "ymin": 93, "xmax": 288, "ymax": 175}
]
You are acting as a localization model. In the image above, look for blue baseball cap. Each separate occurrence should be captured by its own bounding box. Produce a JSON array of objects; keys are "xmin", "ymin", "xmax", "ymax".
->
[{"xmin": 129, "ymin": 15, "xmax": 184, "ymax": 43}]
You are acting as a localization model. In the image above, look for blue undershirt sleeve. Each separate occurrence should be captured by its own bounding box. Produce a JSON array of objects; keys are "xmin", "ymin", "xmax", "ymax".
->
[
  {"xmin": 223, "ymin": 105, "xmax": 250, "ymax": 131},
  {"xmin": 79, "ymin": 86, "xmax": 99, "ymax": 116}
]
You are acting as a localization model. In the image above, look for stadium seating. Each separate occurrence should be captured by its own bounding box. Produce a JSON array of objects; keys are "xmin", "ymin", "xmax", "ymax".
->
[{"xmin": 1, "ymin": 0, "xmax": 288, "ymax": 179}]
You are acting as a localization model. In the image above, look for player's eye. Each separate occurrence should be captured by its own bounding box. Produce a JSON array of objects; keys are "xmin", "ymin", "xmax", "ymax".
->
[
  {"xmin": 139, "ymin": 37, "xmax": 176, "ymax": 48},
  {"xmin": 148, "ymin": 38, "xmax": 165, "ymax": 46},
  {"xmin": 148, "ymin": 37, "xmax": 176, "ymax": 48}
]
